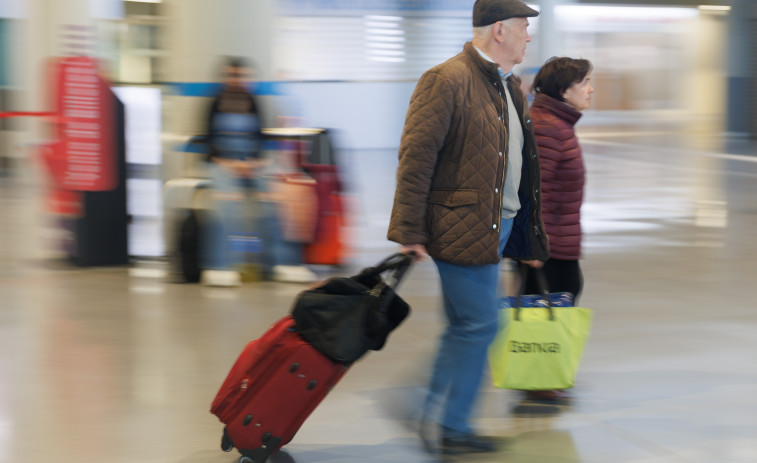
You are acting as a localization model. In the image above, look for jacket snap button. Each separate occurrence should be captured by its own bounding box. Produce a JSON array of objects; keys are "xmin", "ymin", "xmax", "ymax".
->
[
  {"xmin": 498, "ymin": 152, "xmax": 503, "ymax": 156},
  {"xmin": 495, "ymin": 188, "xmax": 499, "ymax": 193},
  {"xmin": 493, "ymin": 224, "xmax": 497, "ymax": 229}
]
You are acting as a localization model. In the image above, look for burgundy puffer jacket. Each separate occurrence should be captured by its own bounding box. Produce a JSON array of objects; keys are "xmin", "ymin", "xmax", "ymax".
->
[{"xmin": 530, "ymin": 93, "xmax": 585, "ymax": 260}]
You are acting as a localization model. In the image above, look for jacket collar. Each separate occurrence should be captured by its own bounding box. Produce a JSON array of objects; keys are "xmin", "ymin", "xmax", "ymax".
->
[
  {"xmin": 464, "ymin": 42, "xmax": 524, "ymax": 90},
  {"xmin": 464, "ymin": 42, "xmax": 501, "ymax": 81},
  {"xmin": 531, "ymin": 93, "xmax": 582, "ymax": 125}
]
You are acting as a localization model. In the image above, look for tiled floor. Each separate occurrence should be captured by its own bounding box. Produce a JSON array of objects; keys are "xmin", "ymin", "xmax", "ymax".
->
[{"xmin": 1, "ymin": 115, "xmax": 756, "ymax": 463}]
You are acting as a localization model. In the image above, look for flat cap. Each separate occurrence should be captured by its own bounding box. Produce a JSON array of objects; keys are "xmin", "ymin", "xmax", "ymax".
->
[{"xmin": 472, "ymin": 0, "xmax": 539, "ymax": 27}]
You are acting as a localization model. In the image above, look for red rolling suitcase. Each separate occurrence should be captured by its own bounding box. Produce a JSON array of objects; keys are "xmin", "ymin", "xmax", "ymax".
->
[
  {"xmin": 211, "ymin": 253, "xmax": 414, "ymax": 463},
  {"xmin": 211, "ymin": 316, "xmax": 347, "ymax": 463}
]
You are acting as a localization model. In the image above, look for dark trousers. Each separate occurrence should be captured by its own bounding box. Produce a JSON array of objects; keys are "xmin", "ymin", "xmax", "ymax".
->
[{"xmin": 522, "ymin": 259, "xmax": 584, "ymax": 304}]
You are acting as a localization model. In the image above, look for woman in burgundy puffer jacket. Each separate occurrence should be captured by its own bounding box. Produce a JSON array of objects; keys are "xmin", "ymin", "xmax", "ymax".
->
[
  {"xmin": 521, "ymin": 57, "xmax": 594, "ymax": 403},
  {"xmin": 525, "ymin": 57, "xmax": 594, "ymax": 303}
]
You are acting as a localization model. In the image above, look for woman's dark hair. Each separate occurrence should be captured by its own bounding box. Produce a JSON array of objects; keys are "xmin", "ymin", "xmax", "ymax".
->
[{"xmin": 531, "ymin": 57, "xmax": 593, "ymax": 100}]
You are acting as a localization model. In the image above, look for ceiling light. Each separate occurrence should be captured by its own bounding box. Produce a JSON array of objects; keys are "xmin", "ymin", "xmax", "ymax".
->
[{"xmin": 698, "ymin": 5, "xmax": 731, "ymax": 11}]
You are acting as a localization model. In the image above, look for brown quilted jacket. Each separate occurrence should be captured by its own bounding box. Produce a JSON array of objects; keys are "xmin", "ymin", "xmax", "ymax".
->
[{"xmin": 388, "ymin": 42, "xmax": 548, "ymax": 266}]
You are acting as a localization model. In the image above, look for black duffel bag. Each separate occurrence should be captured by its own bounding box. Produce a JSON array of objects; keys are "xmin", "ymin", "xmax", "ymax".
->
[{"xmin": 291, "ymin": 253, "xmax": 414, "ymax": 364}]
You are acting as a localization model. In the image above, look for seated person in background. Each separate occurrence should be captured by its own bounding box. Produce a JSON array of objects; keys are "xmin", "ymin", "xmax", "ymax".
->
[{"xmin": 203, "ymin": 57, "xmax": 316, "ymax": 285}]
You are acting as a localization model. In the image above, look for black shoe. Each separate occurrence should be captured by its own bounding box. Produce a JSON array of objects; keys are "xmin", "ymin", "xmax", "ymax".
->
[
  {"xmin": 440, "ymin": 433, "xmax": 498, "ymax": 454},
  {"xmin": 525, "ymin": 389, "xmax": 572, "ymax": 404}
]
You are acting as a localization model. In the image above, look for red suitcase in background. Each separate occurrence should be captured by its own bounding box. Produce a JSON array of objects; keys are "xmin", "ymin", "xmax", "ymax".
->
[
  {"xmin": 300, "ymin": 163, "xmax": 346, "ymax": 266},
  {"xmin": 261, "ymin": 128, "xmax": 348, "ymax": 266},
  {"xmin": 211, "ymin": 316, "xmax": 348, "ymax": 463}
]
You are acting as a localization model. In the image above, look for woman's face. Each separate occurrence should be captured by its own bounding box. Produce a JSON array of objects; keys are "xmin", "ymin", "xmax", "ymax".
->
[{"xmin": 562, "ymin": 72, "xmax": 594, "ymax": 112}]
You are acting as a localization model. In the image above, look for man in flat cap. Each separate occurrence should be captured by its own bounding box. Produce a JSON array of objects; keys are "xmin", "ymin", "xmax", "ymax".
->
[{"xmin": 388, "ymin": 0, "xmax": 548, "ymax": 454}]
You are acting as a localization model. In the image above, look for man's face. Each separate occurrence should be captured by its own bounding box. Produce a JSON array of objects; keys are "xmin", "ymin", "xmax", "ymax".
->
[
  {"xmin": 500, "ymin": 18, "xmax": 531, "ymax": 65},
  {"xmin": 225, "ymin": 66, "xmax": 250, "ymax": 89}
]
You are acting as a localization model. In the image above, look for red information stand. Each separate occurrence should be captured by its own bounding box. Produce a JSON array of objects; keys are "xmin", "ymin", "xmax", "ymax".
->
[
  {"xmin": 44, "ymin": 57, "xmax": 127, "ymax": 266},
  {"xmin": 1, "ymin": 58, "xmax": 127, "ymax": 265},
  {"xmin": 42, "ymin": 57, "xmax": 116, "ymax": 215}
]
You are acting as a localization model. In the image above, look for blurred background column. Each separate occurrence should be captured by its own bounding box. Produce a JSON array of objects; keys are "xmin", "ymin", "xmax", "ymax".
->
[
  {"xmin": 161, "ymin": 0, "xmax": 275, "ymax": 182},
  {"xmin": 726, "ymin": 0, "xmax": 757, "ymax": 138},
  {"xmin": 0, "ymin": 0, "xmax": 25, "ymax": 179},
  {"xmin": 24, "ymin": 0, "xmax": 122, "ymax": 110},
  {"xmin": 535, "ymin": 0, "xmax": 573, "ymax": 65}
]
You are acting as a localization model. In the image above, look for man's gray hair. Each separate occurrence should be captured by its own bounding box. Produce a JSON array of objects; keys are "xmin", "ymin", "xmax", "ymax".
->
[
  {"xmin": 473, "ymin": 17, "xmax": 521, "ymax": 38},
  {"xmin": 473, "ymin": 24, "xmax": 493, "ymax": 39}
]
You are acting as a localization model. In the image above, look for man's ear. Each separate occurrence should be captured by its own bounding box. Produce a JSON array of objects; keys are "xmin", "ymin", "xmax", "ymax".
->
[{"xmin": 493, "ymin": 21, "xmax": 506, "ymax": 43}]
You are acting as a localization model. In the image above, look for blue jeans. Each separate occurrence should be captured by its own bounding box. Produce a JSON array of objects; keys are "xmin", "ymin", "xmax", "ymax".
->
[
  {"xmin": 204, "ymin": 164, "xmax": 246, "ymax": 271},
  {"xmin": 425, "ymin": 216, "xmax": 514, "ymax": 437},
  {"xmin": 204, "ymin": 164, "xmax": 302, "ymax": 274}
]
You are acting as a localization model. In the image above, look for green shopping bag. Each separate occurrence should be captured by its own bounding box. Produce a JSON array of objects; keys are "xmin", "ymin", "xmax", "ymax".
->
[{"xmin": 488, "ymin": 301, "xmax": 592, "ymax": 390}]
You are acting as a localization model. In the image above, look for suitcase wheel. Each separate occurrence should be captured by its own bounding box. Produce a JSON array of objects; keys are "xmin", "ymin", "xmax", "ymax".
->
[
  {"xmin": 239, "ymin": 457, "xmax": 253, "ymax": 463},
  {"xmin": 221, "ymin": 427, "xmax": 234, "ymax": 452}
]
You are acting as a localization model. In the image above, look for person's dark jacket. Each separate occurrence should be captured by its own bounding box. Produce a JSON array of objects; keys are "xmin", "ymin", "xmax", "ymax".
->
[
  {"xmin": 530, "ymin": 93, "xmax": 585, "ymax": 260},
  {"xmin": 387, "ymin": 42, "xmax": 548, "ymax": 265},
  {"xmin": 206, "ymin": 86, "xmax": 263, "ymax": 162}
]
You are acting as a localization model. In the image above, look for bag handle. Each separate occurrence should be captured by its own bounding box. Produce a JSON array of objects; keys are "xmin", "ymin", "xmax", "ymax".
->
[
  {"xmin": 513, "ymin": 263, "xmax": 555, "ymax": 321},
  {"xmin": 360, "ymin": 252, "xmax": 415, "ymax": 289}
]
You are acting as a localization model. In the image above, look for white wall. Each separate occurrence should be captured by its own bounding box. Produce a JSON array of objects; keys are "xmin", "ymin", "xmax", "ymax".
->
[{"xmin": 278, "ymin": 81, "xmax": 415, "ymax": 150}]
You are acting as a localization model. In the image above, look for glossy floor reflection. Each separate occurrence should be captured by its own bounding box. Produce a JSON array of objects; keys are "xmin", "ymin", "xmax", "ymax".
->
[{"xmin": 1, "ymin": 116, "xmax": 756, "ymax": 463}]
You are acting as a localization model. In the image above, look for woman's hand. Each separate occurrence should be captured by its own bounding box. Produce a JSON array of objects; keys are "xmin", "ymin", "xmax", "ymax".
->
[{"xmin": 521, "ymin": 260, "xmax": 544, "ymax": 269}]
